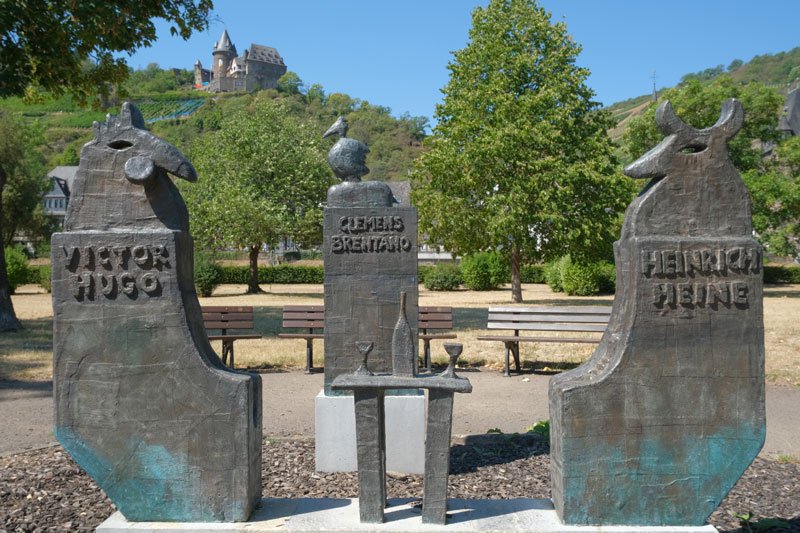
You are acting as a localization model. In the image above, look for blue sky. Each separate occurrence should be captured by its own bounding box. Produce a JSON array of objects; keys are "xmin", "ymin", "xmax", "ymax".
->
[{"xmin": 127, "ymin": 1, "xmax": 800, "ymax": 122}]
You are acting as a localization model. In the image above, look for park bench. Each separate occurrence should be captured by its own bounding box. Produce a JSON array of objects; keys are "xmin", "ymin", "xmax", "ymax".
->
[
  {"xmin": 477, "ymin": 305, "xmax": 611, "ymax": 377},
  {"xmin": 202, "ymin": 306, "xmax": 262, "ymax": 369},
  {"xmin": 278, "ymin": 305, "xmax": 456, "ymax": 373},
  {"xmin": 418, "ymin": 306, "xmax": 457, "ymax": 372},
  {"xmin": 277, "ymin": 305, "xmax": 325, "ymax": 373}
]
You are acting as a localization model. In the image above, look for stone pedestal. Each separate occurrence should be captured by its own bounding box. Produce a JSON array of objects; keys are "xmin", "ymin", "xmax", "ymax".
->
[
  {"xmin": 314, "ymin": 390, "xmax": 425, "ymax": 474},
  {"xmin": 97, "ymin": 498, "xmax": 719, "ymax": 532}
]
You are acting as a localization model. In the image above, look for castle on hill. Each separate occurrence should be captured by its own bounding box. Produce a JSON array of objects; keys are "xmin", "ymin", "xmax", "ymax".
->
[{"xmin": 194, "ymin": 29, "xmax": 287, "ymax": 93}]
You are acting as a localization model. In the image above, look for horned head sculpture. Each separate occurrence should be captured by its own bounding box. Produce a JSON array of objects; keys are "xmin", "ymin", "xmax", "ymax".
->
[
  {"xmin": 65, "ymin": 102, "xmax": 197, "ymax": 232},
  {"xmin": 620, "ymin": 98, "xmax": 751, "ymax": 238}
]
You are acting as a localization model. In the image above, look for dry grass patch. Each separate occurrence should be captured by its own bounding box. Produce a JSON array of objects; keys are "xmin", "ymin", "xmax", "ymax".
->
[{"xmin": 3, "ymin": 283, "xmax": 799, "ymax": 386}]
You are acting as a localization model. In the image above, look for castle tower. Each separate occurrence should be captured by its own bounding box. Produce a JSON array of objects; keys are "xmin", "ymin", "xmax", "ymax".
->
[
  {"xmin": 212, "ymin": 29, "xmax": 237, "ymax": 80},
  {"xmin": 194, "ymin": 59, "xmax": 204, "ymax": 87}
]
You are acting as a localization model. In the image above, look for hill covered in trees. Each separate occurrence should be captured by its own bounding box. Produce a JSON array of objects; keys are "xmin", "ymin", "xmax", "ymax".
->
[
  {"xmin": 606, "ymin": 47, "xmax": 800, "ymax": 139},
  {"xmin": 0, "ymin": 65, "xmax": 427, "ymax": 182}
]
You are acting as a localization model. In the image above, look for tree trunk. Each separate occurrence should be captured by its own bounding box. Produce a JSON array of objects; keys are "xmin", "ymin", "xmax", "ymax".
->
[
  {"xmin": 510, "ymin": 245, "xmax": 522, "ymax": 303},
  {"xmin": 0, "ymin": 165, "xmax": 23, "ymax": 332},
  {"xmin": 247, "ymin": 245, "xmax": 263, "ymax": 294}
]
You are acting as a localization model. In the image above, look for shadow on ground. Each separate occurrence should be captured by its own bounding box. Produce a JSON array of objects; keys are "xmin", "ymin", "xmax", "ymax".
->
[{"xmin": 450, "ymin": 433, "xmax": 549, "ymax": 473}]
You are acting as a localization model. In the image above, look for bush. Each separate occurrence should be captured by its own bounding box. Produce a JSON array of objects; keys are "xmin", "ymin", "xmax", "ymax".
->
[
  {"xmin": 545, "ymin": 256, "xmax": 570, "ymax": 292},
  {"xmin": 764, "ymin": 264, "xmax": 800, "ymax": 283},
  {"xmin": 461, "ymin": 251, "xmax": 509, "ymax": 291},
  {"xmin": 424, "ymin": 263, "xmax": 462, "ymax": 291},
  {"xmin": 38, "ymin": 265, "xmax": 52, "ymax": 293},
  {"xmin": 561, "ymin": 261, "xmax": 602, "ymax": 296},
  {"xmin": 546, "ymin": 255, "xmax": 616, "ymax": 296},
  {"xmin": 282, "ymin": 251, "xmax": 301, "ymax": 262},
  {"xmin": 4, "ymin": 246, "xmax": 29, "ymax": 294},
  {"xmin": 194, "ymin": 253, "xmax": 221, "ymax": 297},
  {"xmin": 216, "ymin": 264, "xmax": 324, "ymax": 284},
  {"xmin": 520, "ymin": 264, "xmax": 547, "ymax": 284}
]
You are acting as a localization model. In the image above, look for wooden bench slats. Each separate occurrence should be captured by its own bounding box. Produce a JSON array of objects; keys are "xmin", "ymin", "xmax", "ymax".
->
[
  {"xmin": 420, "ymin": 320, "xmax": 453, "ymax": 329},
  {"xmin": 487, "ymin": 322, "xmax": 607, "ymax": 332},
  {"xmin": 477, "ymin": 335, "xmax": 600, "ymax": 344},
  {"xmin": 419, "ymin": 306, "xmax": 452, "ymax": 313},
  {"xmin": 487, "ymin": 313, "xmax": 609, "ymax": 324},
  {"xmin": 283, "ymin": 305, "xmax": 324, "ymax": 312},
  {"xmin": 203, "ymin": 320, "xmax": 253, "ymax": 330},
  {"xmin": 201, "ymin": 312, "xmax": 253, "ymax": 321},
  {"xmin": 420, "ymin": 314, "xmax": 452, "ymax": 324},
  {"xmin": 282, "ymin": 320, "xmax": 325, "ymax": 329},
  {"xmin": 207, "ymin": 334, "xmax": 262, "ymax": 341},
  {"xmin": 201, "ymin": 306, "xmax": 253, "ymax": 313},
  {"xmin": 278, "ymin": 333, "xmax": 325, "ymax": 339},
  {"xmin": 420, "ymin": 333, "xmax": 457, "ymax": 340},
  {"xmin": 283, "ymin": 311, "xmax": 325, "ymax": 320},
  {"xmin": 488, "ymin": 305, "xmax": 612, "ymax": 315}
]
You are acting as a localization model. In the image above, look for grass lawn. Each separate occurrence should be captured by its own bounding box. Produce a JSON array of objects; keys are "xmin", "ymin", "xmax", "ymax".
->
[{"xmin": 3, "ymin": 283, "xmax": 799, "ymax": 386}]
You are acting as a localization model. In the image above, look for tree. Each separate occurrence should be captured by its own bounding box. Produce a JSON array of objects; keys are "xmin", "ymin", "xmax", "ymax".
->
[
  {"xmin": 182, "ymin": 93, "xmax": 333, "ymax": 293},
  {"xmin": 0, "ymin": 113, "xmax": 48, "ymax": 247},
  {"xmin": 622, "ymin": 77, "xmax": 783, "ymax": 172},
  {"xmin": 411, "ymin": 0, "xmax": 632, "ymax": 302},
  {"xmin": 1, "ymin": 0, "xmax": 212, "ymax": 103},
  {"xmin": 0, "ymin": 0, "xmax": 212, "ymax": 331},
  {"xmin": 277, "ymin": 71, "xmax": 303, "ymax": 95}
]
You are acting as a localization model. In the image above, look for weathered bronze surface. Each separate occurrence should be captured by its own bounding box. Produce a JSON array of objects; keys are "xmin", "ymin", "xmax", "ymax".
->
[
  {"xmin": 332, "ymin": 338, "xmax": 471, "ymax": 525},
  {"xmin": 322, "ymin": 117, "xmax": 418, "ymax": 394},
  {"xmin": 550, "ymin": 100, "xmax": 765, "ymax": 526},
  {"xmin": 52, "ymin": 103, "xmax": 262, "ymax": 522}
]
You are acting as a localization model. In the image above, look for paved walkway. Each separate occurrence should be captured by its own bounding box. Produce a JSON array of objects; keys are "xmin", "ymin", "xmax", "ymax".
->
[{"xmin": 1, "ymin": 371, "xmax": 798, "ymax": 458}]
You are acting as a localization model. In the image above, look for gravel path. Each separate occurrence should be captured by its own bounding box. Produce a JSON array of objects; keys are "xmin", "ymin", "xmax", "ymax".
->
[{"xmin": 1, "ymin": 436, "xmax": 798, "ymax": 532}]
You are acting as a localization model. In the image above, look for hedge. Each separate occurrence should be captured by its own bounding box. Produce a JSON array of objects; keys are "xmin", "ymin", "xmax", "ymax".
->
[
  {"xmin": 217, "ymin": 264, "xmax": 324, "ymax": 284},
  {"xmin": 764, "ymin": 264, "xmax": 800, "ymax": 284}
]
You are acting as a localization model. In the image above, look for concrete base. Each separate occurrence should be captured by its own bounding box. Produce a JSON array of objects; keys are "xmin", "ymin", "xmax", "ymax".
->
[
  {"xmin": 97, "ymin": 498, "xmax": 719, "ymax": 532},
  {"xmin": 315, "ymin": 390, "xmax": 425, "ymax": 474}
]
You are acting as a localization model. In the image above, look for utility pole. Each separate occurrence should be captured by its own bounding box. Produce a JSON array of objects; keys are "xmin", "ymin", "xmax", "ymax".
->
[{"xmin": 651, "ymin": 71, "xmax": 658, "ymax": 102}]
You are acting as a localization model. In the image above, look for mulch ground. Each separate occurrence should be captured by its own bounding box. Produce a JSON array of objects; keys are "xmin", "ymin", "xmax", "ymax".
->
[{"xmin": 1, "ymin": 435, "xmax": 798, "ymax": 532}]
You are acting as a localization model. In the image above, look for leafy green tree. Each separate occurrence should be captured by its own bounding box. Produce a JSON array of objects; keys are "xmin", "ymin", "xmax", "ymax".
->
[
  {"xmin": 0, "ymin": 114, "xmax": 49, "ymax": 246},
  {"xmin": 1, "ymin": 0, "xmax": 212, "ymax": 103},
  {"xmin": 0, "ymin": 112, "xmax": 47, "ymax": 330},
  {"xmin": 277, "ymin": 71, "xmax": 304, "ymax": 95},
  {"xmin": 411, "ymin": 0, "xmax": 632, "ymax": 302},
  {"xmin": 622, "ymin": 77, "xmax": 784, "ymax": 172},
  {"xmin": 182, "ymin": 93, "xmax": 333, "ymax": 293}
]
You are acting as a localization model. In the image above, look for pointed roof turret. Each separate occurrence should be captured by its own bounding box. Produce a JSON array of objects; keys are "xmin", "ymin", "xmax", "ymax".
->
[{"xmin": 213, "ymin": 29, "xmax": 237, "ymax": 55}]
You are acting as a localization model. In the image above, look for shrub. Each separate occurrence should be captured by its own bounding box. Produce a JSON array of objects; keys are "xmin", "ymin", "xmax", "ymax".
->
[
  {"xmin": 560, "ymin": 261, "xmax": 601, "ymax": 296},
  {"xmin": 595, "ymin": 261, "xmax": 616, "ymax": 294},
  {"xmin": 38, "ymin": 265, "xmax": 52, "ymax": 293},
  {"xmin": 546, "ymin": 255, "xmax": 616, "ymax": 296},
  {"xmin": 282, "ymin": 251, "xmax": 301, "ymax": 262},
  {"xmin": 520, "ymin": 264, "xmax": 547, "ymax": 284},
  {"xmin": 194, "ymin": 253, "xmax": 221, "ymax": 297},
  {"xmin": 216, "ymin": 264, "xmax": 325, "ymax": 284},
  {"xmin": 461, "ymin": 251, "xmax": 509, "ymax": 291},
  {"xmin": 4, "ymin": 246, "xmax": 29, "ymax": 294},
  {"xmin": 764, "ymin": 264, "xmax": 800, "ymax": 283},
  {"xmin": 424, "ymin": 263, "xmax": 462, "ymax": 291},
  {"xmin": 545, "ymin": 256, "xmax": 570, "ymax": 292}
]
